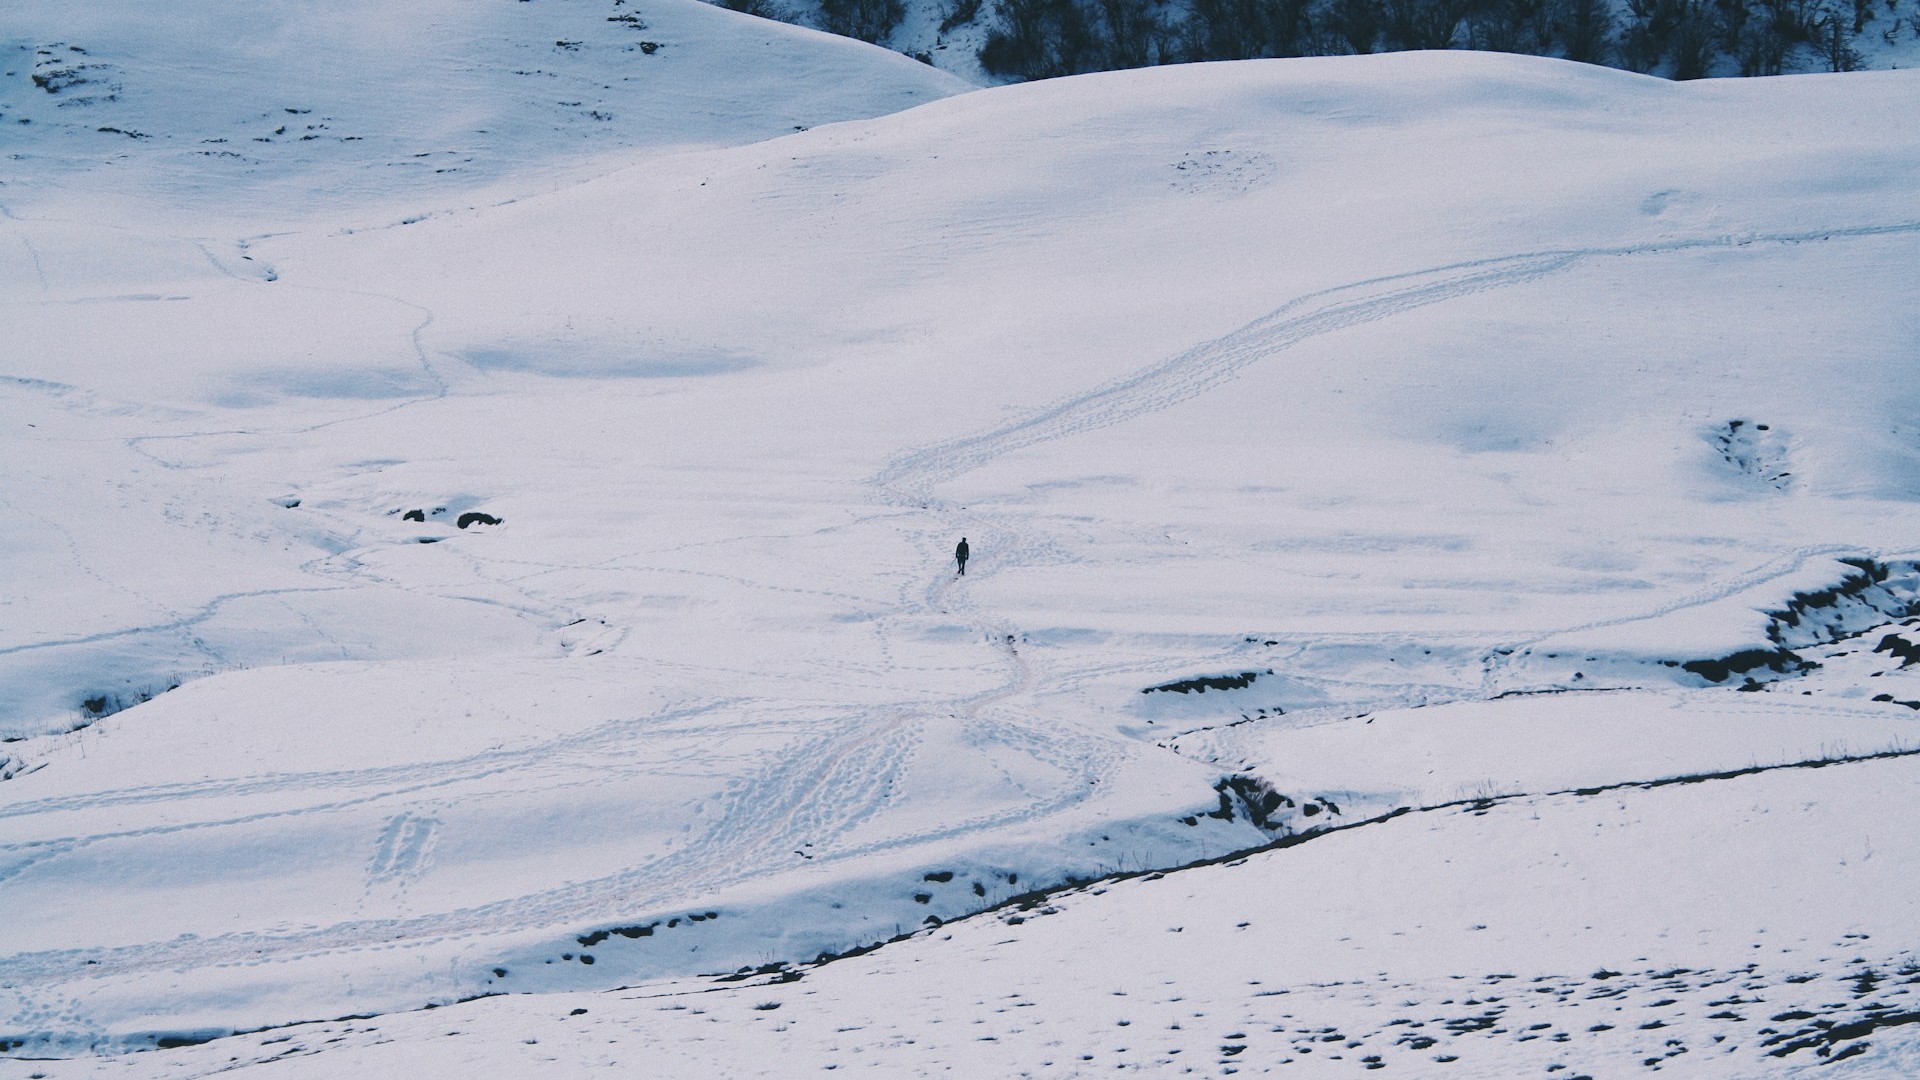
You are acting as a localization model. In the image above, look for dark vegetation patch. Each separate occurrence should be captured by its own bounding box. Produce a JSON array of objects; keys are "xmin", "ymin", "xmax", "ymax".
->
[
  {"xmin": 145, "ymin": 1031, "xmax": 224, "ymax": 1049},
  {"xmin": 1680, "ymin": 647, "xmax": 1812, "ymax": 684},
  {"xmin": 1766, "ymin": 559, "xmax": 1920, "ymax": 647},
  {"xmin": 1443, "ymin": 1013, "xmax": 1502, "ymax": 1033},
  {"xmin": 1203, "ymin": 774, "xmax": 1337, "ymax": 832},
  {"xmin": 32, "ymin": 66, "xmax": 89, "ymax": 93},
  {"xmin": 970, "ymin": 0, "xmax": 1881, "ymax": 85},
  {"xmin": 941, "ymin": 0, "xmax": 985, "ymax": 31},
  {"xmin": 817, "ymin": 0, "xmax": 907, "ymax": 43},
  {"xmin": 1765, "ymin": 1009, "xmax": 1920, "ymax": 1059},
  {"xmin": 1670, "ymin": 559, "xmax": 1920, "ymax": 686},
  {"xmin": 393, "ymin": 506, "xmax": 503, "ymax": 529},
  {"xmin": 577, "ymin": 923, "xmax": 657, "ymax": 947},
  {"xmin": 1492, "ymin": 685, "xmax": 1622, "ymax": 699},
  {"xmin": 1144, "ymin": 670, "xmax": 1266, "ymax": 694},
  {"xmin": 1712, "ymin": 418, "xmax": 1790, "ymax": 488},
  {"xmin": 719, "ymin": 961, "xmax": 802, "ymax": 983},
  {"xmin": 29, "ymin": 44, "xmax": 117, "ymax": 105},
  {"xmin": 572, "ymin": 911, "xmax": 719, "ymax": 951},
  {"xmin": 75, "ymin": 678, "xmax": 182, "ymax": 723},
  {"xmin": 1873, "ymin": 632, "xmax": 1920, "ymax": 667}
]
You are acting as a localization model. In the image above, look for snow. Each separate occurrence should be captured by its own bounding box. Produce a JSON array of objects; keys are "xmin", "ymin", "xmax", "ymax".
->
[
  {"xmin": 0, "ymin": 0, "xmax": 969, "ymax": 222},
  {"xmin": 4, "ymin": 5, "xmax": 1920, "ymax": 1075},
  {"xmin": 22, "ymin": 754, "xmax": 1920, "ymax": 1076},
  {"xmin": 1180, "ymin": 684, "xmax": 1920, "ymax": 815}
]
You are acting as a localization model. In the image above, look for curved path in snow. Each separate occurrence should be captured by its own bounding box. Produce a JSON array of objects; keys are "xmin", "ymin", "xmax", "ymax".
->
[{"xmin": 874, "ymin": 221, "xmax": 1920, "ymax": 499}]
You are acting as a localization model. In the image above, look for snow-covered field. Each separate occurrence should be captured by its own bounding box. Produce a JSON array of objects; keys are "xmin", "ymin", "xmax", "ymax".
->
[
  {"xmin": 4, "ymin": 1, "xmax": 1920, "ymax": 1075},
  {"xmin": 26, "ymin": 754, "xmax": 1920, "ymax": 1077}
]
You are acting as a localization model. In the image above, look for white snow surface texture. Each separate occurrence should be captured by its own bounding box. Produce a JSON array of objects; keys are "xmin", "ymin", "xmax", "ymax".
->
[{"xmin": 4, "ymin": 2, "xmax": 1920, "ymax": 1076}]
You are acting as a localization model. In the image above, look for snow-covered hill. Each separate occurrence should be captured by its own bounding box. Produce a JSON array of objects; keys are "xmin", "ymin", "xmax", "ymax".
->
[
  {"xmin": 4, "ymin": 3, "xmax": 1920, "ymax": 1074},
  {"xmin": 0, "ymin": 0, "xmax": 968, "ymax": 224}
]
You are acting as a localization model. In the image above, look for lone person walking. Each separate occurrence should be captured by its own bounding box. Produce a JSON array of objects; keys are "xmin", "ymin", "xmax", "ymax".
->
[{"xmin": 955, "ymin": 537, "xmax": 970, "ymax": 576}]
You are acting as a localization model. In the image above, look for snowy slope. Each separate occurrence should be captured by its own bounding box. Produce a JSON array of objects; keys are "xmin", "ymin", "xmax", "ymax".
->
[
  {"xmin": 0, "ymin": 0, "xmax": 969, "ymax": 224},
  {"xmin": 4, "ymin": 25, "xmax": 1920, "ymax": 1075},
  {"xmin": 24, "ymin": 754, "xmax": 1920, "ymax": 1076}
]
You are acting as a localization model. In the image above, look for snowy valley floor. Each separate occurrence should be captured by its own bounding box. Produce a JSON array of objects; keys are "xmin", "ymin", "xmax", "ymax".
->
[{"xmin": 4, "ymin": 6, "xmax": 1920, "ymax": 1076}]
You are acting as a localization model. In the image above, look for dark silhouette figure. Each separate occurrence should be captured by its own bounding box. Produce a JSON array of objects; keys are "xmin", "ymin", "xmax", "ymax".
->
[{"xmin": 955, "ymin": 537, "xmax": 970, "ymax": 576}]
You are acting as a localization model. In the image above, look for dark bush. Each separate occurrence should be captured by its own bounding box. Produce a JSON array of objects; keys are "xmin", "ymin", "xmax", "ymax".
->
[
  {"xmin": 820, "ymin": 0, "xmax": 908, "ymax": 41},
  {"xmin": 941, "ymin": 0, "xmax": 985, "ymax": 32}
]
